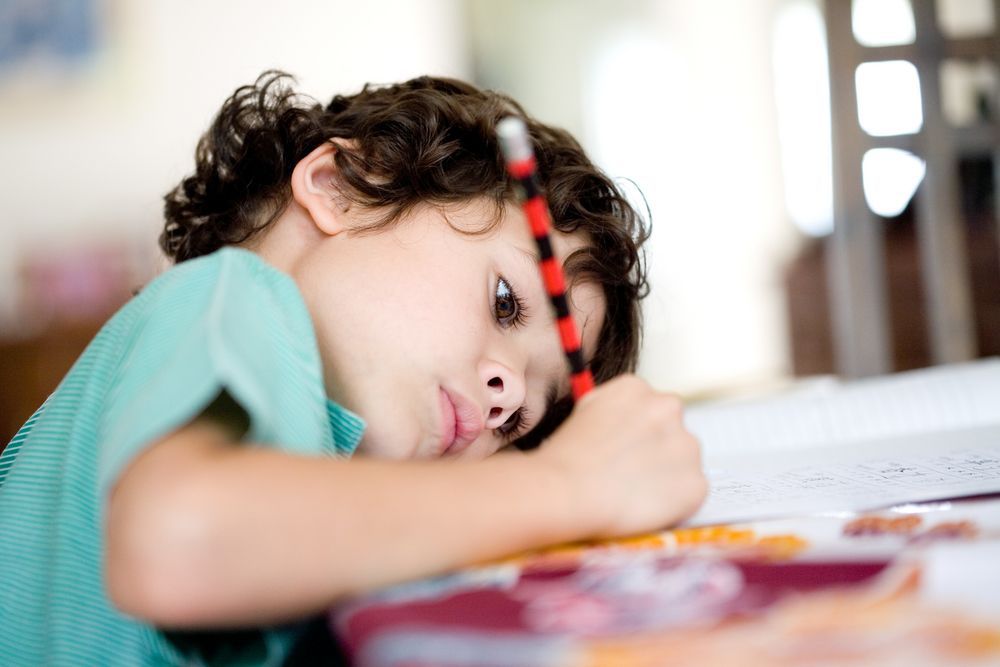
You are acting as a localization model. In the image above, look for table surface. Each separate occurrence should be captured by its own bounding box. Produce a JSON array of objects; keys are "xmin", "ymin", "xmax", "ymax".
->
[{"xmin": 330, "ymin": 495, "xmax": 1000, "ymax": 667}]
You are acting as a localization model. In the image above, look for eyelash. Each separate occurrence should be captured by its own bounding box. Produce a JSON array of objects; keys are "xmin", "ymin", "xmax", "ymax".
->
[
  {"xmin": 497, "ymin": 406, "xmax": 530, "ymax": 440},
  {"xmin": 493, "ymin": 275, "xmax": 528, "ymax": 329}
]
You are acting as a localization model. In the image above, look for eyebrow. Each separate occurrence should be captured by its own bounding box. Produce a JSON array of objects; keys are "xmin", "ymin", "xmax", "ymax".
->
[{"xmin": 514, "ymin": 244, "xmax": 541, "ymax": 272}]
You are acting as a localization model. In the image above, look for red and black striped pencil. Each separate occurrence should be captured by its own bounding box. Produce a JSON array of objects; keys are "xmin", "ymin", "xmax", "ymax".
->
[{"xmin": 497, "ymin": 116, "xmax": 595, "ymax": 402}]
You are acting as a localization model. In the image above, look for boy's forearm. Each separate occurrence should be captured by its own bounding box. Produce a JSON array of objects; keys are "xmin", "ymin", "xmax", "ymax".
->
[{"xmin": 106, "ymin": 426, "xmax": 587, "ymax": 628}]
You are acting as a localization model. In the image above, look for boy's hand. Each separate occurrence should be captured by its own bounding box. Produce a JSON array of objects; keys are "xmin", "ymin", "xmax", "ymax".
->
[{"xmin": 535, "ymin": 374, "xmax": 707, "ymax": 538}]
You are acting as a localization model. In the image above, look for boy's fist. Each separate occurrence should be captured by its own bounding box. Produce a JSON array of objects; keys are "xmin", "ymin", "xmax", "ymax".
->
[{"xmin": 536, "ymin": 374, "xmax": 707, "ymax": 538}]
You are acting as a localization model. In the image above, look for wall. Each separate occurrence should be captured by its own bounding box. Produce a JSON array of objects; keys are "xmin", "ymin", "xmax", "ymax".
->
[
  {"xmin": 469, "ymin": 0, "xmax": 798, "ymax": 396},
  {"xmin": 1, "ymin": 0, "xmax": 801, "ymax": 399},
  {"xmin": 0, "ymin": 0, "xmax": 469, "ymax": 326}
]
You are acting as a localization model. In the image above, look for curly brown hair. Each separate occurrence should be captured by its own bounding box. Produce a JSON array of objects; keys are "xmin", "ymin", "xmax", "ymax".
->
[{"xmin": 162, "ymin": 71, "xmax": 649, "ymax": 450}]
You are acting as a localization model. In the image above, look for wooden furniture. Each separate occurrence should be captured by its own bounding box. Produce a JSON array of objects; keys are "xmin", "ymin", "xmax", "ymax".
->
[
  {"xmin": 822, "ymin": 0, "xmax": 999, "ymax": 377},
  {"xmin": 0, "ymin": 321, "xmax": 106, "ymax": 448}
]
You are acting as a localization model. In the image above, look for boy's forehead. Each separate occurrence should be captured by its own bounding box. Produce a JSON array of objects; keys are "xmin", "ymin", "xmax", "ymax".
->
[
  {"xmin": 449, "ymin": 197, "xmax": 605, "ymax": 361},
  {"xmin": 501, "ymin": 202, "xmax": 591, "ymax": 256}
]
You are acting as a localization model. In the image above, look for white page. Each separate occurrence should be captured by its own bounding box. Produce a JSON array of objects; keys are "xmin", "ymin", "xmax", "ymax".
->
[
  {"xmin": 685, "ymin": 358, "xmax": 1000, "ymax": 465},
  {"xmin": 921, "ymin": 542, "xmax": 1000, "ymax": 616},
  {"xmin": 684, "ymin": 424, "xmax": 1000, "ymax": 527}
]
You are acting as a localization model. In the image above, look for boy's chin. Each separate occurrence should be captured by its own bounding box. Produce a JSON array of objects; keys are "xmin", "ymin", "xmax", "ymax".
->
[{"xmin": 354, "ymin": 429, "xmax": 426, "ymax": 460}]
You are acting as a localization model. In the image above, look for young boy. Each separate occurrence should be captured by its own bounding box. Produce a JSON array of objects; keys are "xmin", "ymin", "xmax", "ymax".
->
[{"xmin": 0, "ymin": 72, "xmax": 706, "ymax": 665}]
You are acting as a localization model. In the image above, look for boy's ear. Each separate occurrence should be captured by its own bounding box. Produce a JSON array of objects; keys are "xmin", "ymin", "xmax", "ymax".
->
[{"xmin": 290, "ymin": 141, "xmax": 347, "ymax": 236}]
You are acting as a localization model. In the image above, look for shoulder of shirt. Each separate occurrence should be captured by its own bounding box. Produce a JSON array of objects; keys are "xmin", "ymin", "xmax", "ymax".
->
[{"xmin": 143, "ymin": 247, "xmax": 295, "ymax": 300}]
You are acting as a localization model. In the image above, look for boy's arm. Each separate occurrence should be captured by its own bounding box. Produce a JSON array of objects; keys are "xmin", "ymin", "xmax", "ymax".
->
[
  {"xmin": 106, "ymin": 422, "xmax": 580, "ymax": 628},
  {"xmin": 105, "ymin": 375, "xmax": 705, "ymax": 629}
]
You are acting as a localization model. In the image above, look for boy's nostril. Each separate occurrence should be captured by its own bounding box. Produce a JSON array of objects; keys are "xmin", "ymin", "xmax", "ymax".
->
[
  {"xmin": 488, "ymin": 377, "xmax": 502, "ymax": 389},
  {"xmin": 489, "ymin": 407, "xmax": 502, "ymax": 419}
]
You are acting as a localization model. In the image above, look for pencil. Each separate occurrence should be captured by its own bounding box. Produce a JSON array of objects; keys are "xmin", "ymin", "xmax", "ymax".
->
[{"xmin": 496, "ymin": 116, "xmax": 595, "ymax": 401}]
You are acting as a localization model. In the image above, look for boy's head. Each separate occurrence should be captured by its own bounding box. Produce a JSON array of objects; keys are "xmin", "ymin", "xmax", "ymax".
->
[{"xmin": 162, "ymin": 71, "xmax": 649, "ymax": 454}]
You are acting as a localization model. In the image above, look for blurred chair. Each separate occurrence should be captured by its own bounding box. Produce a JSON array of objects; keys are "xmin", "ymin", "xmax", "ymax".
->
[{"xmin": 818, "ymin": 0, "xmax": 999, "ymax": 378}]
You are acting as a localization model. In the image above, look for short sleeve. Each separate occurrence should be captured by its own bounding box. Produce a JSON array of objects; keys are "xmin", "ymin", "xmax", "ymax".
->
[{"xmin": 96, "ymin": 248, "xmax": 339, "ymax": 505}]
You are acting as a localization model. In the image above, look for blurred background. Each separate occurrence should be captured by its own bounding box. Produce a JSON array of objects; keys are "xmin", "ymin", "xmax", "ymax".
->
[{"xmin": 1, "ymin": 0, "xmax": 998, "ymax": 443}]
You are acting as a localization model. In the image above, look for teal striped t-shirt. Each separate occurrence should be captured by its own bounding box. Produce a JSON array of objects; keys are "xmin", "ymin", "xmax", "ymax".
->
[{"xmin": 0, "ymin": 247, "xmax": 365, "ymax": 665}]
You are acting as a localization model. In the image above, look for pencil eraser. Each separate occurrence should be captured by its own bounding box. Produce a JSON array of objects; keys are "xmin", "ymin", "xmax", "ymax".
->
[{"xmin": 497, "ymin": 116, "xmax": 533, "ymax": 164}]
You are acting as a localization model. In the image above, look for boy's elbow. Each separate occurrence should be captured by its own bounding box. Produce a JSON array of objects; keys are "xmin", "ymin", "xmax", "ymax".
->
[
  {"xmin": 104, "ymin": 427, "xmax": 234, "ymax": 626},
  {"xmin": 105, "ymin": 478, "xmax": 221, "ymax": 626}
]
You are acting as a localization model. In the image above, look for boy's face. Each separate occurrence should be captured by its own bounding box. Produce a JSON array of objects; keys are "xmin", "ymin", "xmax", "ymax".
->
[{"xmin": 291, "ymin": 199, "xmax": 605, "ymax": 460}]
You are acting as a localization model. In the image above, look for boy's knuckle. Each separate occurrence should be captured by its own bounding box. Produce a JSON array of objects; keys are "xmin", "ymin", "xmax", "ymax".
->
[
  {"xmin": 652, "ymin": 393, "xmax": 684, "ymax": 420},
  {"xmin": 690, "ymin": 474, "xmax": 709, "ymax": 506}
]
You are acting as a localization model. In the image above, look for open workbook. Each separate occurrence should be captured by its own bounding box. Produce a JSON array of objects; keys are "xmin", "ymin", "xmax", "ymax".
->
[{"xmin": 682, "ymin": 358, "xmax": 1000, "ymax": 526}]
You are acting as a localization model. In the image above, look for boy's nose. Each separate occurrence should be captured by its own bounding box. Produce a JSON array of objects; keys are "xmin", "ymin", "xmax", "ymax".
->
[{"xmin": 479, "ymin": 360, "xmax": 526, "ymax": 430}]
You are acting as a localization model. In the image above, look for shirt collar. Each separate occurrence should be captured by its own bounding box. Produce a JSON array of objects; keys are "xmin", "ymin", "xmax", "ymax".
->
[{"xmin": 325, "ymin": 399, "xmax": 366, "ymax": 457}]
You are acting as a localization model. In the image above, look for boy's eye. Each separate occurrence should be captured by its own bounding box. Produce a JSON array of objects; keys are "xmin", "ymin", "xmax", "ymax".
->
[{"xmin": 494, "ymin": 276, "xmax": 527, "ymax": 328}]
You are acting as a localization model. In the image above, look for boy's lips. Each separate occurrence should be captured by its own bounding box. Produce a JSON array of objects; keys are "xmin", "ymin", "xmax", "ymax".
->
[{"xmin": 438, "ymin": 388, "xmax": 483, "ymax": 456}]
